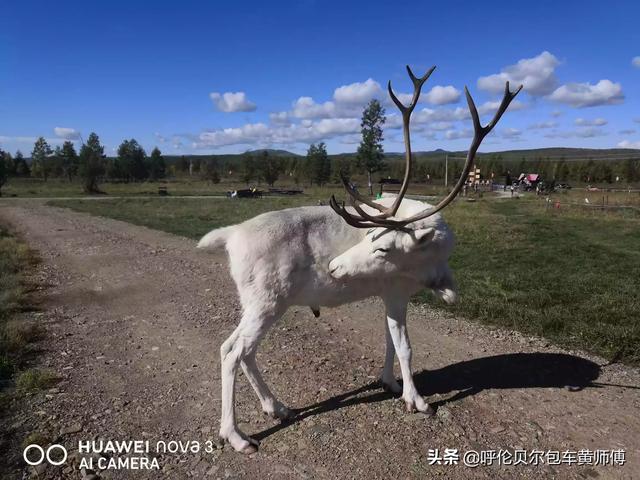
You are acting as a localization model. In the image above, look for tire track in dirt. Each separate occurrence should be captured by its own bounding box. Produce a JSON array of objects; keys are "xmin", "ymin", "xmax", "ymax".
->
[{"xmin": 1, "ymin": 201, "xmax": 638, "ymax": 479}]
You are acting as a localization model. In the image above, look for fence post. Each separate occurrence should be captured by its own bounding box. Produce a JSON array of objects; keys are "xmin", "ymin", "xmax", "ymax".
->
[{"xmin": 444, "ymin": 154, "xmax": 448, "ymax": 189}]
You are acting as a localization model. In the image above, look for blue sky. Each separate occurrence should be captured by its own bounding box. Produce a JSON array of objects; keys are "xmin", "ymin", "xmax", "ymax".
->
[{"xmin": 2, "ymin": 0, "xmax": 639, "ymax": 156}]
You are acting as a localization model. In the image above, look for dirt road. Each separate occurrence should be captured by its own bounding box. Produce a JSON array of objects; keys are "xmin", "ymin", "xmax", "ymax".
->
[{"xmin": 1, "ymin": 201, "xmax": 638, "ymax": 479}]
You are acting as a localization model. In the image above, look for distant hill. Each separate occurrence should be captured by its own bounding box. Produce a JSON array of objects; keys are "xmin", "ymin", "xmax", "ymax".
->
[
  {"xmin": 376, "ymin": 147, "xmax": 640, "ymax": 162},
  {"xmin": 155, "ymin": 146, "xmax": 639, "ymax": 167},
  {"xmin": 244, "ymin": 148, "xmax": 302, "ymax": 157}
]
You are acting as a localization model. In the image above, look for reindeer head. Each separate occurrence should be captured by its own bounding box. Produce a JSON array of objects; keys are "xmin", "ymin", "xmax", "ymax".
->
[
  {"xmin": 328, "ymin": 196, "xmax": 457, "ymax": 303},
  {"xmin": 328, "ymin": 65, "xmax": 522, "ymax": 303}
]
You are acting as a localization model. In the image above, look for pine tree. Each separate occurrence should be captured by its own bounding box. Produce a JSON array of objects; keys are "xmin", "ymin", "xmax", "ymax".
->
[
  {"xmin": 2, "ymin": 150, "xmax": 15, "ymax": 176},
  {"xmin": 117, "ymin": 139, "xmax": 147, "ymax": 181},
  {"xmin": 79, "ymin": 132, "xmax": 105, "ymax": 193},
  {"xmin": 356, "ymin": 99, "xmax": 386, "ymax": 194},
  {"xmin": 241, "ymin": 155, "xmax": 257, "ymax": 185},
  {"xmin": 60, "ymin": 141, "xmax": 79, "ymax": 181},
  {"xmin": 201, "ymin": 157, "xmax": 220, "ymax": 184},
  {"xmin": 332, "ymin": 156, "xmax": 352, "ymax": 184},
  {"xmin": 148, "ymin": 147, "xmax": 166, "ymax": 181},
  {"xmin": 31, "ymin": 137, "xmax": 52, "ymax": 181},
  {"xmin": 0, "ymin": 149, "xmax": 7, "ymax": 195},
  {"xmin": 14, "ymin": 151, "xmax": 30, "ymax": 176},
  {"xmin": 306, "ymin": 143, "xmax": 331, "ymax": 186},
  {"xmin": 258, "ymin": 151, "xmax": 282, "ymax": 187}
]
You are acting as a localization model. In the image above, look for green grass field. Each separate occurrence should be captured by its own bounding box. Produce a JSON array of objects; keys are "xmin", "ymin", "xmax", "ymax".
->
[
  {"xmin": 1, "ymin": 176, "xmax": 453, "ymax": 199},
  {"xmin": 47, "ymin": 193, "xmax": 640, "ymax": 365},
  {"xmin": 1, "ymin": 177, "xmax": 231, "ymax": 197}
]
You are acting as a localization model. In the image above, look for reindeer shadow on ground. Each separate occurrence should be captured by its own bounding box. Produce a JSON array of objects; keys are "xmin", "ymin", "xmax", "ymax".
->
[{"xmin": 252, "ymin": 352, "xmax": 602, "ymax": 442}]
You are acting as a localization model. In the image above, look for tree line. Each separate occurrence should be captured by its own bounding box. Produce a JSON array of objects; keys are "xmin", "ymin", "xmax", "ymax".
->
[
  {"xmin": 0, "ymin": 133, "xmax": 167, "ymax": 194},
  {"xmin": 0, "ymin": 99, "xmax": 387, "ymax": 195},
  {"xmin": 2, "ymin": 97, "xmax": 639, "ymax": 196}
]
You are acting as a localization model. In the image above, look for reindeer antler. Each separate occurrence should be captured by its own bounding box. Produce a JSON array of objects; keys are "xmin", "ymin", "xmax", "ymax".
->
[{"xmin": 330, "ymin": 66, "xmax": 523, "ymax": 229}]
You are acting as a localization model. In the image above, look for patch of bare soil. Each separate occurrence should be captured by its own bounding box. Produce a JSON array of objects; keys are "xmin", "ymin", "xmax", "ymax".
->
[{"xmin": 0, "ymin": 201, "xmax": 638, "ymax": 479}]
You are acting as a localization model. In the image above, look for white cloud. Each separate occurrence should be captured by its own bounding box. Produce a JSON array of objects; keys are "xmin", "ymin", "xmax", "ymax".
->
[
  {"xmin": 633, "ymin": 118, "xmax": 640, "ymax": 124},
  {"xmin": 392, "ymin": 85, "xmax": 460, "ymax": 106},
  {"xmin": 269, "ymin": 111, "xmax": 291, "ymax": 125},
  {"xmin": 618, "ymin": 140, "xmax": 640, "ymax": 149},
  {"xmin": 575, "ymin": 128, "xmax": 606, "ymax": 138},
  {"xmin": 339, "ymin": 134, "xmax": 362, "ymax": 145},
  {"xmin": 192, "ymin": 117, "xmax": 361, "ymax": 149},
  {"xmin": 477, "ymin": 99, "xmax": 526, "ymax": 116},
  {"xmin": 422, "ymin": 131, "xmax": 438, "ymax": 141},
  {"xmin": 424, "ymin": 85, "xmax": 460, "ymax": 105},
  {"xmin": 429, "ymin": 121, "xmax": 454, "ymax": 131},
  {"xmin": 333, "ymin": 78, "xmax": 383, "ymax": 104},
  {"xmin": 501, "ymin": 128, "xmax": 522, "ymax": 139},
  {"xmin": 477, "ymin": 51, "xmax": 559, "ymax": 96},
  {"xmin": 414, "ymin": 106, "xmax": 469, "ymax": 124},
  {"xmin": 544, "ymin": 128, "xmax": 606, "ymax": 139},
  {"xmin": 291, "ymin": 96, "xmax": 337, "ymax": 119},
  {"xmin": 197, "ymin": 123, "xmax": 269, "ymax": 147},
  {"xmin": 385, "ymin": 114, "xmax": 403, "ymax": 129},
  {"xmin": 209, "ymin": 91, "xmax": 256, "ymax": 112},
  {"xmin": 619, "ymin": 129, "xmax": 636, "ymax": 135},
  {"xmin": 548, "ymin": 80, "xmax": 624, "ymax": 107},
  {"xmin": 445, "ymin": 128, "xmax": 473, "ymax": 140},
  {"xmin": 528, "ymin": 121, "xmax": 558, "ymax": 130},
  {"xmin": 53, "ymin": 127, "xmax": 80, "ymax": 140},
  {"xmin": 575, "ymin": 118, "xmax": 607, "ymax": 126},
  {"xmin": 632, "ymin": 57, "xmax": 640, "ymax": 68}
]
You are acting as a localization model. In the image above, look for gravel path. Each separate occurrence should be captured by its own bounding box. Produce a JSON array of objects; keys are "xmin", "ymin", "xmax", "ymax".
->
[{"xmin": 1, "ymin": 201, "xmax": 638, "ymax": 479}]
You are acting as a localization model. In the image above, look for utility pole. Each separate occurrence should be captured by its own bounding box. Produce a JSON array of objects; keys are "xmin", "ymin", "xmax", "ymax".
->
[{"xmin": 444, "ymin": 154, "xmax": 448, "ymax": 188}]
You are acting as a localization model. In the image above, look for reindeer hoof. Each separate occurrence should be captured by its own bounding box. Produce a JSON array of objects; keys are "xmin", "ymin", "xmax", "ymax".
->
[
  {"xmin": 240, "ymin": 443, "xmax": 259, "ymax": 455},
  {"xmin": 404, "ymin": 395, "xmax": 435, "ymax": 416},
  {"xmin": 423, "ymin": 404, "xmax": 436, "ymax": 417},
  {"xmin": 265, "ymin": 403, "xmax": 294, "ymax": 421},
  {"xmin": 219, "ymin": 431, "xmax": 259, "ymax": 454}
]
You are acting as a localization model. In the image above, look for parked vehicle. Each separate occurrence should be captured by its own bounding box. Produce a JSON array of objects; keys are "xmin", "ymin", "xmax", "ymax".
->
[{"xmin": 227, "ymin": 188, "xmax": 263, "ymax": 198}]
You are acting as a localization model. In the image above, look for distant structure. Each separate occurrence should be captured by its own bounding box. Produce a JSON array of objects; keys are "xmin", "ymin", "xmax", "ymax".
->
[{"xmin": 467, "ymin": 165, "xmax": 482, "ymax": 185}]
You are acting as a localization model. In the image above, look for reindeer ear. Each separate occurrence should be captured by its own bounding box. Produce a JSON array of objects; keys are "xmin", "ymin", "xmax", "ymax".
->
[
  {"xmin": 405, "ymin": 227, "xmax": 435, "ymax": 249},
  {"xmin": 414, "ymin": 227, "xmax": 435, "ymax": 243}
]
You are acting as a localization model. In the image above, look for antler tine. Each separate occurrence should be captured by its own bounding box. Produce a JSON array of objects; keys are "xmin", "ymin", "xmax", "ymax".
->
[
  {"xmin": 330, "ymin": 195, "xmax": 379, "ymax": 229},
  {"xmin": 390, "ymin": 81, "xmax": 523, "ymax": 226},
  {"xmin": 382, "ymin": 65, "xmax": 435, "ymax": 219},
  {"xmin": 339, "ymin": 174, "xmax": 386, "ymax": 212},
  {"xmin": 387, "ymin": 81, "xmax": 408, "ymax": 115},
  {"xmin": 329, "ymin": 69, "xmax": 521, "ymax": 230},
  {"xmin": 332, "ymin": 65, "xmax": 436, "ymax": 228},
  {"xmin": 484, "ymin": 81, "xmax": 523, "ymax": 133},
  {"xmin": 406, "ymin": 65, "xmax": 436, "ymax": 110},
  {"xmin": 330, "ymin": 194, "xmax": 410, "ymax": 229},
  {"xmin": 388, "ymin": 65, "xmax": 436, "ymax": 116},
  {"xmin": 466, "ymin": 86, "xmax": 483, "ymax": 136}
]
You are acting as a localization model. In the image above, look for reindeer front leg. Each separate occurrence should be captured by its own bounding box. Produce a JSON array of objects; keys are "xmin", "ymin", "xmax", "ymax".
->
[
  {"xmin": 383, "ymin": 297, "xmax": 434, "ymax": 415},
  {"xmin": 381, "ymin": 320, "xmax": 402, "ymax": 394}
]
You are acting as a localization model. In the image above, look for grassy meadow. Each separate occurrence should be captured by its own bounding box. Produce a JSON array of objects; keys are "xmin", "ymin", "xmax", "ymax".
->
[
  {"xmin": 46, "ymin": 187, "xmax": 640, "ymax": 365},
  {"xmin": 1, "ymin": 176, "xmax": 231, "ymax": 198}
]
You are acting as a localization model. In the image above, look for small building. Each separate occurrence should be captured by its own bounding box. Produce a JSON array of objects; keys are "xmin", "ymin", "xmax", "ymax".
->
[{"xmin": 517, "ymin": 173, "xmax": 541, "ymax": 189}]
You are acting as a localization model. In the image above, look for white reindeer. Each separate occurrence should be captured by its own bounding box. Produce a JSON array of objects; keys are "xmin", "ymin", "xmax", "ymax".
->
[{"xmin": 198, "ymin": 65, "xmax": 521, "ymax": 453}]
